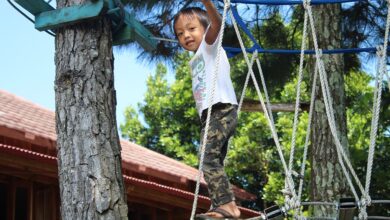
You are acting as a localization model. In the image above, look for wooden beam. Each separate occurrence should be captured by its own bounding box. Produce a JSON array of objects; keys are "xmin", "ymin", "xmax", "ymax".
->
[
  {"xmin": 14, "ymin": 0, "xmax": 54, "ymax": 16},
  {"xmin": 113, "ymin": 25, "xmax": 134, "ymax": 45},
  {"xmin": 0, "ymin": 152, "xmax": 58, "ymax": 178},
  {"xmin": 35, "ymin": 1, "xmax": 105, "ymax": 31},
  {"xmin": 119, "ymin": 12, "xmax": 157, "ymax": 51},
  {"xmin": 241, "ymin": 99, "xmax": 310, "ymax": 112},
  {"xmin": 0, "ymin": 126, "xmax": 56, "ymax": 150}
]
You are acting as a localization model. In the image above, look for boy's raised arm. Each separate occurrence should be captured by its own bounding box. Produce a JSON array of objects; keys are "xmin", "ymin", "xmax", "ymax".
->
[{"xmin": 202, "ymin": 0, "xmax": 222, "ymax": 45}]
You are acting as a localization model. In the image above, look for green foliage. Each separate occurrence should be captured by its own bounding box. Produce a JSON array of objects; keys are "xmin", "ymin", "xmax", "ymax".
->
[
  {"xmin": 120, "ymin": 53, "xmax": 199, "ymax": 166},
  {"xmin": 344, "ymin": 71, "xmax": 390, "ymax": 211},
  {"xmin": 121, "ymin": 53, "xmax": 390, "ymax": 212},
  {"xmin": 120, "ymin": 3, "xmax": 390, "ymax": 212}
]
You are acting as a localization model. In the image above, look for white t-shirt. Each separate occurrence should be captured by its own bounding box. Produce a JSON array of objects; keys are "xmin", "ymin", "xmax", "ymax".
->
[{"xmin": 189, "ymin": 32, "xmax": 238, "ymax": 117}]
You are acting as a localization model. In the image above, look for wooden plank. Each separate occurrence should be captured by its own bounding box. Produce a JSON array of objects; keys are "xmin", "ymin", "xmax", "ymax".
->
[
  {"xmin": 0, "ymin": 152, "xmax": 58, "ymax": 177},
  {"xmin": 14, "ymin": 0, "xmax": 54, "ymax": 16},
  {"xmin": 241, "ymin": 99, "xmax": 310, "ymax": 112},
  {"xmin": 35, "ymin": 1, "xmax": 105, "ymax": 31}
]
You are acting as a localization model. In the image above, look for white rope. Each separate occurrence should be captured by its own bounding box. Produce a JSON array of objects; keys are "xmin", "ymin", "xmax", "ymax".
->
[
  {"xmin": 238, "ymin": 51, "xmax": 258, "ymax": 115},
  {"xmin": 287, "ymin": 6, "xmax": 309, "ymax": 208},
  {"xmin": 230, "ymin": 6, "xmax": 298, "ymax": 200},
  {"xmin": 288, "ymin": 2, "xmax": 309, "ymax": 174},
  {"xmin": 150, "ymin": 36, "xmax": 178, "ymax": 43},
  {"xmin": 224, "ymin": 51, "xmax": 257, "ymax": 167},
  {"xmin": 364, "ymin": 2, "xmax": 390, "ymax": 198},
  {"xmin": 360, "ymin": 48, "xmax": 385, "ymax": 220},
  {"xmin": 361, "ymin": 2, "xmax": 390, "ymax": 217},
  {"xmin": 304, "ymin": 0, "xmax": 363, "ymax": 201},
  {"xmin": 295, "ymin": 62, "xmax": 319, "ymax": 219},
  {"xmin": 190, "ymin": 0, "xmax": 230, "ymax": 219},
  {"xmin": 255, "ymin": 55, "xmax": 276, "ymax": 126}
]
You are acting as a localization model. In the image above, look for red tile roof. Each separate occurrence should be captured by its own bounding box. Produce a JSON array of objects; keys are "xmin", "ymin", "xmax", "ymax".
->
[
  {"xmin": 0, "ymin": 89, "xmax": 201, "ymax": 183},
  {"xmin": 0, "ymin": 90, "xmax": 56, "ymax": 141},
  {"xmin": 0, "ymin": 89, "xmax": 256, "ymax": 202}
]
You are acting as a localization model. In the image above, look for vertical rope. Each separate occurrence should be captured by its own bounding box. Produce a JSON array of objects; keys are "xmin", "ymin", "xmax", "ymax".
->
[
  {"xmin": 255, "ymin": 56, "xmax": 276, "ymax": 127},
  {"xmin": 295, "ymin": 63, "xmax": 319, "ymax": 219},
  {"xmin": 190, "ymin": 1, "xmax": 230, "ymax": 219},
  {"xmin": 287, "ymin": 8, "xmax": 309, "ymax": 210},
  {"xmin": 364, "ymin": 0, "xmax": 390, "ymax": 198},
  {"xmin": 361, "ymin": 2, "xmax": 390, "ymax": 217},
  {"xmin": 288, "ymin": 5, "xmax": 309, "ymax": 174},
  {"xmin": 304, "ymin": 0, "xmax": 363, "ymax": 201}
]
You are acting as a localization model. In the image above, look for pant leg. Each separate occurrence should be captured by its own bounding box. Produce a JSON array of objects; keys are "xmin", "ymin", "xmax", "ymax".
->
[{"xmin": 200, "ymin": 103, "xmax": 238, "ymax": 207}]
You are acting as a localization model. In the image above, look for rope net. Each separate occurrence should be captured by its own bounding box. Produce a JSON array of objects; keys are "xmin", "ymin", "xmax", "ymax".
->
[{"xmin": 190, "ymin": 0, "xmax": 389, "ymax": 219}]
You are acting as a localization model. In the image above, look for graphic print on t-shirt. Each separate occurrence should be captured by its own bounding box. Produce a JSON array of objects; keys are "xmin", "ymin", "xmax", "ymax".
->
[{"xmin": 191, "ymin": 54, "xmax": 206, "ymax": 113}]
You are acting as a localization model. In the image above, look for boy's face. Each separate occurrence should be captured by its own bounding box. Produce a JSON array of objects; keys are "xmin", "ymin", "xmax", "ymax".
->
[{"xmin": 174, "ymin": 14, "xmax": 205, "ymax": 52}]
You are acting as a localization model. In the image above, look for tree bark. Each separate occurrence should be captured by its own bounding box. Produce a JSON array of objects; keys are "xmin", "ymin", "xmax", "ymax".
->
[
  {"xmin": 310, "ymin": 4, "xmax": 349, "ymax": 217},
  {"xmin": 54, "ymin": 0, "xmax": 128, "ymax": 219}
]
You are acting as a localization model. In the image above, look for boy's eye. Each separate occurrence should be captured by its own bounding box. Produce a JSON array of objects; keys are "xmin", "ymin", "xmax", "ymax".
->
[{"xmin": 177, "ymin": 32, "xmax": 183, "ymax": 36}]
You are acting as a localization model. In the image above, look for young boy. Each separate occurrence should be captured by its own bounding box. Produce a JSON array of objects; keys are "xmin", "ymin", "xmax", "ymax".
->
[{"xmin": 173, "ymin": 0, "xmax": 241, "ymax": 219}]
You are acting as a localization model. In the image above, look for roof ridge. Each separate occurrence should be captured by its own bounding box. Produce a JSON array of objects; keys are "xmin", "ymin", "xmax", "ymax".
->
[
  {"xmin": 120, "ymin": 140, "xmax": 198, "ymax": 171},
  {"xmin": 0, "ymin": 89, "xmax": 55, "ymax": 114}
]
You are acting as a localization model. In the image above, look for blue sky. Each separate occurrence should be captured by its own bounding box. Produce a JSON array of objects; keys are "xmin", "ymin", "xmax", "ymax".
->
[{"xmin": 0, "ymin": 1, "xmax": 161, "ymax": 130}]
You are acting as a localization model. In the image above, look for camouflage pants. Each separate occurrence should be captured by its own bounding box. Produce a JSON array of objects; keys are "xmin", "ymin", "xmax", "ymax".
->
[{"xmin": 200, "ymin": 103, "xmax": 238, "ymax": 207}]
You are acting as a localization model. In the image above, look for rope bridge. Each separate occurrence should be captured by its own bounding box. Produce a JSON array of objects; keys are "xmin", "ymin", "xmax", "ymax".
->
[{"xmin": 191, "ymin": 0, "xmax": 390, "ymax": 219}]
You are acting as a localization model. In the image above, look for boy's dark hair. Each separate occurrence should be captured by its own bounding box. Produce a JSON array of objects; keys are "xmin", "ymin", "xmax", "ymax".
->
[{"xmin": 173, "ymin": 7, "xmax": 210, "ymax": 36}]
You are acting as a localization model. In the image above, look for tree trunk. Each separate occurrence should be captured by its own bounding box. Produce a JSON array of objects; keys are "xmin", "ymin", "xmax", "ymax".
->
[
  {"xmin": 54, "ymin": 0, "xmax": 128, "ymax": 219},
  {"xmin": 310, "ymin": 4, "xmax": 349, "ymax": 217}
]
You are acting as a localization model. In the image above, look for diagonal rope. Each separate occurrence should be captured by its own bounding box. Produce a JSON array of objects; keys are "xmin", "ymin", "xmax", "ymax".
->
[
  {"xmin": 360, "ymin": 2, "xmax": 390, "ymax": 218},
  {"xmin": 286, "ymin": 6, "xmax": 310, "ymax": 207},
  {"xmin": 364, "ymin": 0, "xmax": 390, "ymax": 198},
  {"xmin": 304, "ymin": 0, "xmax": 363, "ymax": 201},
  {"xmin": 288, "ymin": 3, "xmax": 309, "ymax": 175},
  {"xmin": 190, "ymin": 1, "xmax": 230, "ymax": 219},
  {"xmin": 238, "ymin": 52, "xmax": 259, "ymax": 117},
  {"xmin": 224, "ymin": 51, "xmax": 258, "ymax": 167},
  {"xmin": 230, "ymin": 4, "xmax": 298, "ymax": 202},
  {"xmin": 295, "ymin": 62, "xmax": 319, "ymax": 219},
  {"xmin": 255, "ymin": 54, "xmax": 277, "ymax": 127}
]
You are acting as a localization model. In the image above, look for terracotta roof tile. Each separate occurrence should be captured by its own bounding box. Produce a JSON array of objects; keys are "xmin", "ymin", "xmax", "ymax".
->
[
  {"xmin": 0, "ymin": 89, "xmax": 203, "ymax": 184},
  {"xmin": 0, "ymin": 90, "xmax": 56, "ymax": 141},
  {"xmin": 0, "ymin": 89, "xmax": 255, "ymax": 200}
]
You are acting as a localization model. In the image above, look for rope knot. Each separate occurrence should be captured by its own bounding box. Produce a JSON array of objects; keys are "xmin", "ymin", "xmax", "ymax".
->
[
  {"xmin": 253, "ymin": 50, "xmax": 259, "ymax": 59},
  {"xmin": 281, "ymin": 188, "xmax": 293, "ymax": 197},
  {"xmin": 303, "ymin": 0, "xmax": 311, "ymax": 9},
  {"xmin": 361, "ymin": 195, "xmax": 372, "ymax": 207},
  {"xmin": 376, "ymin": 45, "xmax": 385, "ymax": 57},
  {"xmin": 284, "ymin": 196, "xmax": 300, "ymax": 211},
  {"xmin": 318, "ymin": 49, "xmax": 323, "ymax": 57},
  {"xmin": 358, "ymin": 208, "xmax": 368, "ymax": 220},
  {"xmin": 223, "ymin": 0, "xmax": 231, "ymax": 9}
]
